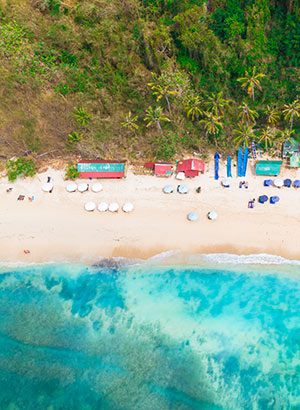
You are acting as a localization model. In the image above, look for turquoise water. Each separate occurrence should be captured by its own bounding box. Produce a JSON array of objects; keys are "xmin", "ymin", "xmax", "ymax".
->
[{"xmin": 0, "ymin": 259, "xmax": 299, "ymax": 409}]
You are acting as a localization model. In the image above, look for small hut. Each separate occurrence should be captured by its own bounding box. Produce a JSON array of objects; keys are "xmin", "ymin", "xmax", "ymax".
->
[
  {"xmin": 177, "ymin": 158, "xmax": 205, "ymax": 177},
  {"xmin": 282, "ymin": 138, "xmax": 299, "ymax": 158},
  {"xmin": 255, "ymin": 160, "xmax": 282, "ymax": 176},
  {"xmin": 77, "ymin": 160, "xmax": 127, "ymax": 178},
  {"xmin": 144, "ymin": 162, "xmax": 173, "ymax": 177}
]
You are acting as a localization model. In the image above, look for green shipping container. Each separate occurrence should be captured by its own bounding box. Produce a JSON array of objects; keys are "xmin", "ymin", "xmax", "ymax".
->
[{"xmin": 255, "ymin": 160, "xmax": 282, "ymax": 176}]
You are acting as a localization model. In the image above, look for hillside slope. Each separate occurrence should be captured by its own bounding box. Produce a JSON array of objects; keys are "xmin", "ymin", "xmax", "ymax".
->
[{"xmin": 0, "ymin": 0, "xmax": 300, "ymax": 165}]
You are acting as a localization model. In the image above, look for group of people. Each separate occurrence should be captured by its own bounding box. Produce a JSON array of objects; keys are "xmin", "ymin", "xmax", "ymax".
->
[{"xmin": 239, "ymin": 181, "xmax": 249, "ymax": 189}]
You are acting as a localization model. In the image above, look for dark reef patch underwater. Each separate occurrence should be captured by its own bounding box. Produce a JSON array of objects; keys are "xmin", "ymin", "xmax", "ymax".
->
[{"xmin": 0, "ymin": 261, "xmax": 299, "ymax": 410}]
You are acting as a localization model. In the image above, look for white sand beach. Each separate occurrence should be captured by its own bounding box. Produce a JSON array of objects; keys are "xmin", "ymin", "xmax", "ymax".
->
[{"xmin": 1, "ymin": 158, "xmax": 300, "ymax": 264}]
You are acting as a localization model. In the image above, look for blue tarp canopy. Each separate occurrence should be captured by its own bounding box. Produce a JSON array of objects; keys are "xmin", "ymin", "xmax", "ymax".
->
[{"xmin": 214, "ymin": 152, "xmax": 220, "ymax": 180}]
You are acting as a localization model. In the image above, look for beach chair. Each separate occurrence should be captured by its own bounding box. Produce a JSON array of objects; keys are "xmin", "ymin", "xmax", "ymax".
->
[{"xmin": 284, "ymin": 179, "xmax": 292, "ymax": 187}]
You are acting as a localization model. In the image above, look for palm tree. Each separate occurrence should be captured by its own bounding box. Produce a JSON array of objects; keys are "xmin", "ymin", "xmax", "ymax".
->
[
  {"xmin": 185, "ymin": 95, "xmax": 203, "ymax": 121},
  {"xmin": 147, "ymin": 82, "xmax": 178, "ymax": 115},
  {"xmin": 278, "ymin": 128, "xmax": 295, "ymax": 144},
  {"xmin": 238, "ymin": 102, "xmax": 258, "ymax": 127},
  {"xmin": 233, "ymin": 124, "xmax": 254, "ymax": 147},
  {"xmin": 144, "ymin": 106, "xmax": 170, "ymax": 130},
  {"xmin": 121, "ymin": 111, "xmax": 139, "ymax": 132},
  {"xmin": 282, "ymin": 100, "xmax": 300, "ymax": 130},
  {"xmin": 237, "ymin": 67, "xmax": 265, "ymax": 101},
  {"xmin": 264, "ymin": 105, "xmax": 281, "ymax": 127},
  {"xmin": 199, "ymin": 112, "xmax": 223, "ymax": 136},
  {"xmin": 205, "ymin": 91, "xmax": 230, "ymax": 117},
  {"xmin": 257, "ymin": 126, "xmax": 278, "ymax": 149}
]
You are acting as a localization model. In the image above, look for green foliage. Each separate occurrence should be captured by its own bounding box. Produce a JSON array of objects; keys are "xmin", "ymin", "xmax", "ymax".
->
[
  {"xmin": 72, "ymin": 107, "xmax": 91, "ymax": 126},
  {"xmin": 65, "ymin": 163, "xmax": 80, "ymax": 179},
  {"xmin": 1, "ymin": 0, "xmax": 300, "ymax": 160},
  {"xmin": 68, "ymin": 132, "xmax": 84, "ymax": 145},
  {"xmin": 6, "ymin": 158, "xmax": 36, "ymax": 181},
  {"xmin": 153, "ymin": 133, "xmax": 179, "ymax": 160}
]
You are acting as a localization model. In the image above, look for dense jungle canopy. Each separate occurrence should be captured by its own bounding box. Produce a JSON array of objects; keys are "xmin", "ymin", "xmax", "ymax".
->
[{"xmin": 0, "ymin": 0, "xmax": 300, "ymax": 164}]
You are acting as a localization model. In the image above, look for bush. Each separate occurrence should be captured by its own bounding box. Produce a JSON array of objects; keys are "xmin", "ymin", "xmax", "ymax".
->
[
  {"xmin": 154, "ymin": 133, "xmax": 179, "ymax": 160},
  {"xmin": 6, "ymin": 158, "xmax": 36, "ymax": 181},
  {"xmin": 65, "ymin": 162, "xmax": 80, "ymax": 179},
  {"xmin": 68, "ymin": 132, "xmax": 83, "ymax": 144}
]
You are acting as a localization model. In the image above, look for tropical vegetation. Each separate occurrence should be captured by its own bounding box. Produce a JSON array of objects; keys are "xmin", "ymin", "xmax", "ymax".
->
[{"xmin": 0, "ymin": 0, "xmax": 300, "ymax": 164}]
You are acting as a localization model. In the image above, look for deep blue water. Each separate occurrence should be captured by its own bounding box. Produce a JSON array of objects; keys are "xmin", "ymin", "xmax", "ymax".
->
[{"xmin": 0, "ymin": 261, "xmax": 299, "ymax": 410}]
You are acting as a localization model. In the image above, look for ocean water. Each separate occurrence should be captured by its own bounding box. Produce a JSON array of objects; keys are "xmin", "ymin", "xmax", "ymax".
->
[{"xmin": 0, "ymin": 256, "xmax": 299, "ymax": 410}]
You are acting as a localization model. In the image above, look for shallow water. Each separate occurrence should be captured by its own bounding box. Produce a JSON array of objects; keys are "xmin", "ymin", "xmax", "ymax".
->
[{"xmin": 0, "ymin": 259, "xmax": 299, "ymax": 409}]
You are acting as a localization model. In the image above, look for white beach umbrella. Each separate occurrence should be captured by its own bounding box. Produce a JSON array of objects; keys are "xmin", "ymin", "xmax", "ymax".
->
[
  {"xmin": 178, "ymin": 184, "xmax": 189, "ymax": 194},
  {"xmin": 163, "ymin": 184, "xmax": 173, "ymax": 194},
  {"xmin": 108, "ymin": 202, "xmax": 119, "ymax": 212},
  {"xmin": 84, "ymin": 202, "xmax": 96, "ymax": 212},
  {"xmin": 176, "ymin": 172, "xmax": 185, "ymax": 180},
  {"xmin": 207, "ymin": 211, "xmax": 218, "ymax": 220},
  {"xmin": 91, "ymin": 183, "xmax": 103, "ymax": 193},
  {"xmin": 222, "ymin": 179, "xmax": 230, "ymax": 187},
  {"xmin": 274, "ymin": 178, "xmax": 284, "ymax": 188},
  {"xmin": 66, "ymin": 182, "xmax": 77, "ymax": 192},
  {"xmin": 98, "ymin": 202, "xmax": 108, "ymax": 212},
  {"xmin": 187, "ymin": 212, "xmax": 199, "ymax": 221},
  {"xmin": 78, "ymin": 183, "xmax": 88, "ymax": 193},
  {"xmin": 42, "ymin": 182, "xmax": 53, "ymax": 192},
  {"xmin": 122, "ymin": 202, "xmax": 134, "ymax": 213}
]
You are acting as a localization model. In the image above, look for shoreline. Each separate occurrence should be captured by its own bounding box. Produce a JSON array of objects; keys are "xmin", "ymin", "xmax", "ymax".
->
[{"xmin": 1, "ymin": 160, "xmax": 300, "ymax": 265}]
